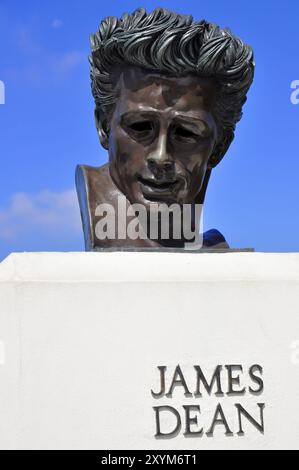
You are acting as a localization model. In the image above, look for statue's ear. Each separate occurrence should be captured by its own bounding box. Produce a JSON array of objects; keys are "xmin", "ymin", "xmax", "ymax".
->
[
  {"xmin": 208, "ymin": 130, "xmax": 234, "ymax": 168},
  {"xmin": 95, "ymin": 109, "xmax": 109, "ymax": 150}
]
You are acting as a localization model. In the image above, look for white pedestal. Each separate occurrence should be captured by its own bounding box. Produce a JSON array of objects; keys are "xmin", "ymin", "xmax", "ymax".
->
[{"xmin": 0, "ymin": 252, "xmax": 299, "ymax": 450}]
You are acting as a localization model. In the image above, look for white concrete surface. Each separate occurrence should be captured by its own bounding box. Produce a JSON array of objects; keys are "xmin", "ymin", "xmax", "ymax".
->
[{"xmin": 0, "ymin": 252, "xmax": 299, "ymax": 449}]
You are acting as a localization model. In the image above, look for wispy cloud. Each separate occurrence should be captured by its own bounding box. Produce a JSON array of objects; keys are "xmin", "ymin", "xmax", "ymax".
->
[
  {"xmin": 0, "ymin": 189, "xmax": 81, "ymax": 241},
  {"xmin": 4, "ymin": 48, "xmax": 85, "ymax": 85},
  {"xmin": 3, "ymin": 19, "xmax": 85, "ymax": 85},
  {"xmin": 51, "ymin": 19, "xmax": 63, "ymax": 29},
  {"xmin": 14, "ymin": 25, "xmax": 41, "ymax": 55},
  {"xmin": 51, "ymin": 50, "xmax": 84, "ymax": 78}
]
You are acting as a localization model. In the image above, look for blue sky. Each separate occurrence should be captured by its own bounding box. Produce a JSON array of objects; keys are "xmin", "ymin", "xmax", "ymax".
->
[{"xmin": 0, "ymin": 0, "xmax": 298, "ymax": 259}]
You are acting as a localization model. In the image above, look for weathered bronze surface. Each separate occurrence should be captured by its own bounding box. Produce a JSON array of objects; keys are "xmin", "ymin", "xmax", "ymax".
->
[{"xmin": 76, "ymin": 8, "xmax": 254, "ymax": 250}]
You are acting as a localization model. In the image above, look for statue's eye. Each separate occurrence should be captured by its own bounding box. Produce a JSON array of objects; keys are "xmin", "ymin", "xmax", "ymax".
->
[
  {"xmin": 174, "ymin": 126, "xmax": 198, "ymax": 140},
  {"xmin": 128, "ymin": 121, "xmax": 153, "ymax": 133}
]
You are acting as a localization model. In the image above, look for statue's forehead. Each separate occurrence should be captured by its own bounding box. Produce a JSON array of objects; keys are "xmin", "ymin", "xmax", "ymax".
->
[{"xmin": 117, "ymin": 67, "xmax": 217, "ymax": 112}]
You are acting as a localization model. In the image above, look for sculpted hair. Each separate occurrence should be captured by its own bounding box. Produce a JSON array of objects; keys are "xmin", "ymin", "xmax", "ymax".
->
[{"xmin": 90, "ymin": 7, "xmax": 254, "ymax": 165}]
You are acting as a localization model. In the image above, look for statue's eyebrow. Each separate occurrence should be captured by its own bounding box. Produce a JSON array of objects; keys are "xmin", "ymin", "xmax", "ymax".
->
[{"xmin": 120, "ymin": 110, "xmax": 158, "ymax": 121}]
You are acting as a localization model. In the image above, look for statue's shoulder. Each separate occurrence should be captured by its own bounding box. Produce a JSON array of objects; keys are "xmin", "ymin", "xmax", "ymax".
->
[
  {"xmin": 75, "ymin": 163, "xmax": 111, "ymax": 250},
  {"xmin": 76, "ymin": 163, "xmax": 109, "ymax": 188},
  {"xmin": 202, "ymin": 229, "xmax": 229, "ymax": 249}
]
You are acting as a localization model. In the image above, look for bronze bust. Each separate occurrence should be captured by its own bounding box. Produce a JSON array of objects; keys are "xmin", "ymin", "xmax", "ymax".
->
[{"xmin": 76, "ymin": 8, "xmax": 254, "ymax": 251}]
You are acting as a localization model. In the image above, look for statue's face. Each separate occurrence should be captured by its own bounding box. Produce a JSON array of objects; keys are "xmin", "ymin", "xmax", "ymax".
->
[{"xmin": 105, "ymin": 67, "xmax": 218, "ymax": 207}]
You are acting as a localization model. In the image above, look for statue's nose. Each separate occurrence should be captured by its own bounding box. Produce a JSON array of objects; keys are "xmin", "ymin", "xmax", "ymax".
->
[
  {"xmin": 147, "ymin": 157, "xmax": 175, "ymax": 181},
  {"xmin": 146, "ymin": 134, "xmax": 175, "ymax": 180}
]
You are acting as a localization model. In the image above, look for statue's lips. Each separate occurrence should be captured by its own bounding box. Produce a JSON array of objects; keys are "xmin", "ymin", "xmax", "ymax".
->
[{"xmin": 138, "ymin": 176, "xmax": 179, "ymax": 196}]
